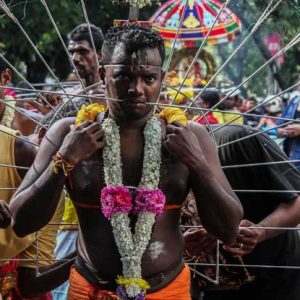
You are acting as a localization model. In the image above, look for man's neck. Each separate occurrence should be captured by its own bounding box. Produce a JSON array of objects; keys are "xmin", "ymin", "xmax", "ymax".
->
[
  {"xmin": 109, "ymin": 113, "xmax": 153, "ymax": 131},
  {"xmin": 85, "ymin": 73, "xmax": 99, "ymax": 87}
]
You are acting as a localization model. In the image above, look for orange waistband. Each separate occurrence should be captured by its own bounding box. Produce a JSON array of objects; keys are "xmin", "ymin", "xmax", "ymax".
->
[
  {"xmin": 68, "ymin": 265, "xmax": 191, "ymax": 300},
  {"xmin": 72, "ymin": 201, "xmax": 182, "ymax": 210}
]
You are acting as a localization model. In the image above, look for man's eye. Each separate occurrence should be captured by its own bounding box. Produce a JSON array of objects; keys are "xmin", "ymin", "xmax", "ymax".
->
[
  {"xmin": 144, "ymin": 76, "xmax": 156, "ymax": 84},
  {"xmin": 79, "ymin": 50, "xmax": 88, "ymax": 55},
  {"xmin": 114, "ymin": 73, "xmax": 130, "ymax": 80}
]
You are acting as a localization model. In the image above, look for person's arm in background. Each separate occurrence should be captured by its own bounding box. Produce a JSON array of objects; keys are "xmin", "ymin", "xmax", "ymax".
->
[
  {"xmin": 11, "ymin": 108, "xmax": 43, "ymax": 136},
  {"xmin": 224, "ymin": 196, "xmax": 300, "ymax": 256},
  {"xmin": 277, "ymin": 99, "xmax": 300, "ymax": 137},
  {"xmin": 223, "ymin": 129, "xmax": 300, "ymax": 256},
  {"xmin": 18, "ymin": 251, "xmax": 76, "ymax": 298}
]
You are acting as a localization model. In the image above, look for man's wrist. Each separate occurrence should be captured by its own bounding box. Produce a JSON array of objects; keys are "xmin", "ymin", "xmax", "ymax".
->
[
  {"xmin": 185, "ymin": 154, "xmax": 210, "ymax": 174},
  {"xmin": 256, "ymin": 223, "xmax": 267, "ymax": 243},
  {"xmin": 52, "ymin": 152, "xmax": 76, "ymax": 177}
]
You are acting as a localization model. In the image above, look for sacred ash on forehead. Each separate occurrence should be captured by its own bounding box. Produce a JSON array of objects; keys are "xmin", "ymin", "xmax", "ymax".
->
[{"xmin": 131, "ymin": 49, "xmax": 149, "ymax": 68}]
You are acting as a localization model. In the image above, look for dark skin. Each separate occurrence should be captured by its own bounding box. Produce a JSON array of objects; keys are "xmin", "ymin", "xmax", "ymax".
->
[
  {"xmin": 11, "ymin": 108, "xmax": 43, "ymax": 136},
  {"xmin": 0, "ymin": 130, "xmax": 75, "ymax": 297},
  {"xmin": 68, "ymin": 39, "xmax": 100, "ymax": 87},
  {"xmin": 10, "ymin": 45, "xmax": 242, "ymax": 292},
  {"xmin": 68, "ymin": 39, "xmax": 105, "ymax": 105}
]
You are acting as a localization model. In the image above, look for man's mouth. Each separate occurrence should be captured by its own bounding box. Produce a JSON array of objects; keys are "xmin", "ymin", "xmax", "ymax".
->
[
  {"xmin": 74, "ymin": 65, "xmax": 84, "ymax": 72},
  {"xmin": 124, "ymin": 98, "xmax": 145, "ymax": 104},
  {"xmin": 122, "ymin": 99, "xmax": 146, "ymax": 108}
]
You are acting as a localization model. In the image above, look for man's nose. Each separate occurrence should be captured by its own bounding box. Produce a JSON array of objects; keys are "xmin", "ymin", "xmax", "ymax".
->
[
  {"xmin": 128, "ymin": 78, "xmax": 144, "ymax": 97},
  {"xmin": 71, "ymin": 52, "xmax": 80, "ymax": 63}
]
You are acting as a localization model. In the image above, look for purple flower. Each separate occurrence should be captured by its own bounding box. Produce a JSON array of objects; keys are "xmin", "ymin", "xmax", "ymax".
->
[
  {"xmin": 116, "ymin": 286, "xmax": 128, "ymax": 299},
  {"xmin": 100, "ymin": 186, "xmax": 132, "ymax": 219},
  {"xmin": 134, "ymin": 188, "xmax": 166, "ymax": 216},
  {"xmin": 116, "ymin": 286, "xmax": 146, "ymax": 300},
  {"xmin": 135, "ymin": 292, "xmax": 146, "ymax": 300}
]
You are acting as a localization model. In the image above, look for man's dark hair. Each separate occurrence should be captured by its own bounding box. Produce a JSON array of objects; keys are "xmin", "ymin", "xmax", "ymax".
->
[
  {"xmin": 68, "ymin": 23, "xmax": 104, "ymax": 53},
  {"xmin": 102, "ymin": 24, "xmax": 165, "ymax": 65},
  {"xmin": 248, "ymin": 96, "xmax": 257, "ymax": 104},
  {"xmin": 201, "ymin": 89, "xmax": 220, "ymax": 108}
]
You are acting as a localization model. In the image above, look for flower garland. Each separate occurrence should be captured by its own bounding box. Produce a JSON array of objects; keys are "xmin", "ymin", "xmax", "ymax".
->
[
  {"xmin": 101, "ymin": 116, "xmax": 165, "ymax": 299},
  {"xmin": 75, "ymin": 103, "xmax": 106, "ymax": 125},
  {"xmin": 74, "ymin": 104, "xmax": 188, "ymax": 298}
]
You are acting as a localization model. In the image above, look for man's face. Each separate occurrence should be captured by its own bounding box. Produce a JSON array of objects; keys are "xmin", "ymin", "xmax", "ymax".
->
[
  {"xmin": 225, "ymin": 97, "xmax": 236, "ymax": 109},
  {"xmin": 68, "ymin": 40, "xmax": 97, "ymax": 81},
  {"xmin": 246, "ymin": 100, "xmax": 256, "ymax": 110},
  {"xmin": 103, "ymin": 44, "xmax": 163, "ymax": 121},
  {"xmin": 197, "ymin": 97, "xmax": 208, "ymax": 109}
]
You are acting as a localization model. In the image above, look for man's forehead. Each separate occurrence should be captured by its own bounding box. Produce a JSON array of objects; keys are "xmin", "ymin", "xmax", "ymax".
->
[
  {"xmin": 109, "ymin": 43, "xmax": 162, "ymax": 67},
  {"xmin": 68, "ymin": 40, "xmax": 92, "ymax": 50}
]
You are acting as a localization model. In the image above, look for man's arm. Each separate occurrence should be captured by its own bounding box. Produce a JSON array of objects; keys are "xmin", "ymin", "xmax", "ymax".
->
[
  {"xmin": 10, "ymin": 117, "xmax": 104, "ymax": 236},
  {"xmin": 164, "ymin": 121, "xmax": 243, "ymax": 243},
  {"xmin": 224, "ymin": 196, "xmax": 300, "ymax": 256},
  {"xmin": 10, "ymin": 118, "xmax": 71, "ymax": 236},
  {"xmin": 17, "ymin": 251, "xmax": 76, "ymax": 298}
]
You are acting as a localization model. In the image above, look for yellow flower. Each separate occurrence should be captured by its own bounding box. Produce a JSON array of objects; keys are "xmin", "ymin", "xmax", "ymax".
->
[
  {"xmin": 116, "ymin": 276, "xmax": 150, "ymax": 292},
  {"xmin": 158, "ymin": 107, "xmax": 188, "ymax": 126},
  {"xmin": 75, "ymin": 103, "xmax": 105, "ymax": 125}
]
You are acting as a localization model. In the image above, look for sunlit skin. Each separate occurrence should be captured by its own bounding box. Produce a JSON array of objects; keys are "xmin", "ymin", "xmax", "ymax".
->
[{"xmin": 10, "ymin": 45, "xmax": 242, "ymax": 294}]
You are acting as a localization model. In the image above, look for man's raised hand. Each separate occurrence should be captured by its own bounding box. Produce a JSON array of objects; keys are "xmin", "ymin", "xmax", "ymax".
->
[
  {"xmin": 58, "ymin": 121, "xmax": 104, "ymax": 165},
  {"xmin": 164, "ymin": 122, "xmax": 204, "ymax": 166}
]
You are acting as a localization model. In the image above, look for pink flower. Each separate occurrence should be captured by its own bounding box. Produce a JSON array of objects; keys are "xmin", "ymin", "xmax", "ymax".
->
[
  {"xmin": 101, "ymin": 186, "xmax": 132, "ymax": 219},
  {"xmin": 134, "ymin": 188, "xmax": 166, "ymax": 216}
]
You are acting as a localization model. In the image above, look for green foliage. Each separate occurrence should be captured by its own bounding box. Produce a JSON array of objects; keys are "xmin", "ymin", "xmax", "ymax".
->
[{"xmin": 0, "ymin": 0, "xmax": 299, "ymax": 90}]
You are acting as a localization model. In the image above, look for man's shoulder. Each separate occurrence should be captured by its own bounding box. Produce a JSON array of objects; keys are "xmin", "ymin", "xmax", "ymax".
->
[
  {"xmin": 44, "ymin": 117, "xmax": 75, "ymax": 145},
  {"xmin": 49, "ymin": 116, "xmax": 76, "ymax": 131}
]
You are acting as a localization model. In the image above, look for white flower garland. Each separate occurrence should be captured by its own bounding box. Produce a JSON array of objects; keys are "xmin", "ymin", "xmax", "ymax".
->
[{"xmin": 101, "ymin": 116, "xmax": 163, "ymax": 299}]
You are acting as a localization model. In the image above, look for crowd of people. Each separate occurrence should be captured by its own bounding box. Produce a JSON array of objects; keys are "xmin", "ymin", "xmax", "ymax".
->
[{"xmin": 0, "ymin": 22, "xmax": 299, "ymax": 300}]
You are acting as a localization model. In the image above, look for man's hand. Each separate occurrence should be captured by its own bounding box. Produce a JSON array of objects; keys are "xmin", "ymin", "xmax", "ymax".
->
[
  {"xmin": 285, "ymin": 124, "xmax": 300, "ymax": 138},
  {"xmin": 0, "ymin": 200, "xmax": 11, "ymax": 228},
  {"xmin": 58, "ymin": 121, "xmax": 104, "ymax": 165},
  {"xmin": 277, "ymin": 127, "xmax": 288, "ymax": 138},
  {"xmin": 184, "ymin": 228, "xmax": 217, "ymax": 256},
  {"xmin": 223, "ymin": 219, "xmax": 266, "ymax": 256},
  {"xmin": 27, "ymin": 93, "xmax": 63, "ymax": 115},
  {"xmin": 164, "ymin": 122, "xmax": 204, "ymax": 166}
]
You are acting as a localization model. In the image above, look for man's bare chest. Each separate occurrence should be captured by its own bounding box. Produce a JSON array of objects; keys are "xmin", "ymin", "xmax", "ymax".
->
[{"xmin": 68, "ymin": 150, "xmax": 190, "ymax": 206}]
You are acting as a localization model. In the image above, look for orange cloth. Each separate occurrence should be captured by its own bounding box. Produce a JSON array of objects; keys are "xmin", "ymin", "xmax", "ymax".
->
[{"xmin": 68, "ymin": 265, "xmax": 191, "ymax": 300}]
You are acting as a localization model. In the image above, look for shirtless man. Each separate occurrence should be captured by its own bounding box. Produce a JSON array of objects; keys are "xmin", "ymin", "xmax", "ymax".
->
[{"xmin": 10, "ymin": 24, "xmax": 242, "ymax": 299}]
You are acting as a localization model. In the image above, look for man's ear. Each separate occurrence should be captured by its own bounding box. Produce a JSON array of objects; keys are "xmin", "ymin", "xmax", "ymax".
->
[
  {"xmin": 1, "ymin": 68, "xmax": 12, "ymax": 86},
  {"xmin": 161, "ymin": 70, "xmax": 165, "ymax": 83},
  {"xmin": 37, "ymin": 127, "xmax": 47, "ymax": 144},
  {"xmin": 98, "ymin": 65, "xmax": 106, "ymax": 84}
]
